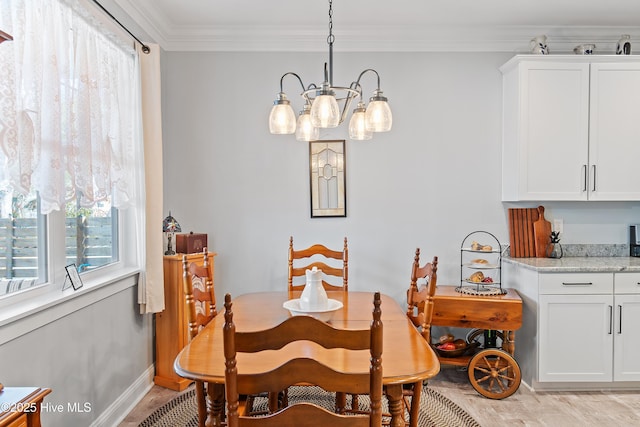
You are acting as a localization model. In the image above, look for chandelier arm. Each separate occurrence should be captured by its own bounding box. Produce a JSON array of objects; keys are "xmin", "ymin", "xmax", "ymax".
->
[
  {"xmin": 355, "ymin": 68, "xmax": 382, "ymax": 91},
  {"xmin": 336, "ymin": 86, "xmax": 361, "ymax": 124},
  {"xmin": 302, "ymin": 83, "xmax": 319, "ymax": 104},
  {"xmin": 338, "ymin": 99, "xmax": 351, "ymax": 124},
  {"xmin": 349, "ymin": 81, "xmax": 364, "ymax": 101},
  {"xmin": 279, "ymin": 72, "xmax": 307, "ymax": 94}
]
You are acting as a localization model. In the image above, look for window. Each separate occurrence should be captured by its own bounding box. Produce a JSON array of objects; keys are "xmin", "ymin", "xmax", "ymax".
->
[
  {"xmin": 0, "ymin": 188, "xmax": 44, "ymax": 296},
  {"xmin": 0, "ymin": 191, "xmax": 121, "ymax": 297},
  {"xmin": 0, "ymin": 0, "xmax": 143, "ymax": 302},
  {"xmin": 65, "ymin": 196, "xmax": 118, "ymax": 273}
]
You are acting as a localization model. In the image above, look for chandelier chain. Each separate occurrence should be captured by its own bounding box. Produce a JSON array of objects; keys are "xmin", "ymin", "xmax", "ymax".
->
[{"xmin": 327, "ymin": 0, "xmax": 334, "ymax": 45}]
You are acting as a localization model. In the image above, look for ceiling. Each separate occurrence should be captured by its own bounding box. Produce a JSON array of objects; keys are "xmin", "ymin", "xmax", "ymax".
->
[{"xmin": 113, "ymin": 0, "xmax": 640, "ymax": 53}]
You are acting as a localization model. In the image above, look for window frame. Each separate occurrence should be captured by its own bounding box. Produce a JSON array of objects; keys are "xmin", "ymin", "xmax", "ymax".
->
[{"xmin": 0, "ymin": 204, "xmax": 140, "ymax": 329}]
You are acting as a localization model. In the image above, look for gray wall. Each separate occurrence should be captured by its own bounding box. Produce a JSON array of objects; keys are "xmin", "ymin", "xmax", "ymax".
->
[
  {"xmin": 0, "ymin": 284, "xmax": 153, "ymax": 427},
  {"xmin": 161, "ymin": 50, "xmax": 640, "ymax": 305}
]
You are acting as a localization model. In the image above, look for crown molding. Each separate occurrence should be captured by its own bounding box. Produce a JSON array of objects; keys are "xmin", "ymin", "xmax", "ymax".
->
[
  {"xmin": 156, "ymin": 25, "xmax": 640, "ymax": 55},
  {"xmin": 111, "ymin": 2, "xmax": 639, "ymax": 54},
  {"xmin": 113, "ymin": 0, "xmax": 171, "ymax": 47}
]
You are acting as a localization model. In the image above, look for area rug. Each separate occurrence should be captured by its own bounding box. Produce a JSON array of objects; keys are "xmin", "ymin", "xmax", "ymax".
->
[{"xmin": 139, "ymin": 385, "xmax": 481, "ymax": 427}]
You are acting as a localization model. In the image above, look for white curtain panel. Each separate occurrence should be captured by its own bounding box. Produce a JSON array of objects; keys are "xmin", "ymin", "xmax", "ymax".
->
[
  {"xmin": 0, "ymin": 0, "xmax": 140, "ymax": 214},
  {"xmin": 137, "ymin": 43, "xmax": 165, "ymax": 314}
]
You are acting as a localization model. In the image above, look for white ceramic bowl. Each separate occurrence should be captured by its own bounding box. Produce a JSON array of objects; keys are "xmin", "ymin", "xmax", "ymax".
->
[{"xmin": 282, "ymin": 298, "xmax": 343, "ymax": 322}]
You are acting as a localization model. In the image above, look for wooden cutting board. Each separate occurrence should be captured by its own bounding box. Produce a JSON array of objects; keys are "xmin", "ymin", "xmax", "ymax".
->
[
  {"xmin": 508, "ymin": 209, "xmax": 517, "ymax": 257},
  {"xmin": 508, "ymin": 207, "xmax": 539, "ymax": 257},
  {"xmin": 509, "ymin": 208, "xmax": 523, "ymax": 257},
  {"xmin": 533, "ymin": 205, "xmax": 552, "ymax": 258}
]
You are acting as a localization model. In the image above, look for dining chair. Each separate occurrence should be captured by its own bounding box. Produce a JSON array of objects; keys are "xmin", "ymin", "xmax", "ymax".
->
[
  {"xmin": 182, "ymin": 249, "xmax": 217, "ymax": 425},
  {"xmin": 222, "ymin": 292, "xmax": 383, "ymax": 427},
  {"xmin": 404, "ymin": 248, "xmax": 438, "ymax": 425},
  {"xmin": 287, "ymin": 235, "xmax": 356, "ymax": 410},
  {"xmin": 183, "ymin": 249, "xmax": 276, "ymax": 421},
  {"xmin": 288, "ymin": 236, "xmax": 348, "ymax": 291}
]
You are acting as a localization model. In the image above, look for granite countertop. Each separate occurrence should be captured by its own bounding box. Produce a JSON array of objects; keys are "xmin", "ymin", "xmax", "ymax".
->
[{"xmin": 503, "ymin": 256, "xmax": 640, "ymax": 272}]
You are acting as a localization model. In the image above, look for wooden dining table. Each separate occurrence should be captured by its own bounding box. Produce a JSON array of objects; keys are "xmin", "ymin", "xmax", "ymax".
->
[{"xmin": 174, "ymin": 290, "xmax": 440, "ymax": 427}]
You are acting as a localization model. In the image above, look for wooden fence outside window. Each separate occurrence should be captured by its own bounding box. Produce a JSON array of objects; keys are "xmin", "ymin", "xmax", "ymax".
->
[{"xmin": 0, "ymin": 217, "xmax": 114, "ymax": 295}]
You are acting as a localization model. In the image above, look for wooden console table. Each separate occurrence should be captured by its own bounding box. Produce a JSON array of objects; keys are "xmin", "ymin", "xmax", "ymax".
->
[{"xmin": 0, "ymin": 387, "xmax": 51, "ymax": 427}]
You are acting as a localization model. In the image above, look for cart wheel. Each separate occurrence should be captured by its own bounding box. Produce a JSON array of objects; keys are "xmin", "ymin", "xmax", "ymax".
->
[
  {"xmin": 467, "ymin": 348, "xmax": 521, "ymax": 399},
  {"xmin": 466, "ymin": 328, "xmax": 504, "ymax": 348}
]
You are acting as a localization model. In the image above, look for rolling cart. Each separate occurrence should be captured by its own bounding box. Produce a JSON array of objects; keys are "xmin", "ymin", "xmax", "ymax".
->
[{"xmin": 431, "ymin": 285, "xmax": 523, "ymax": 399}]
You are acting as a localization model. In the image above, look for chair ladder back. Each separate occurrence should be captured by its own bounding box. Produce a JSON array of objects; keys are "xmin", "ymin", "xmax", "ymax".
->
[
  {"xmin": 402, "ymin": 248, "xmax": 439, "ymax": 425},
  {"xmin": 234, "ymin": 316, "xmax": 371, "ymax": 353},
  {"xmin": 235, "ymin": 359, "xmax": 373, "ymax": 397},
  {"xmin": 183, "ymin": 248, "xmax": 217, "ymax": 340},
  {"xmin": 223, "ymin": 292, "xmax": 383, "ymax": 427},
  {"xmin": 406, "ymin": 248, "xmax": 438, "ymax": 345},
  {"xmin": 288, "ymin": 236, "xmax": 348, "ymax": 292}
]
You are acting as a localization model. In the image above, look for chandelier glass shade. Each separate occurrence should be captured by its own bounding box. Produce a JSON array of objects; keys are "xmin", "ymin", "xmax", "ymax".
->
[
  {"xmin": 365, "ymin": 90, "xmax": 393, "ymax": 132},
  {"xmin": 348, "ymin": 101, "xmax": 372, "ymax": 140},
  {"xmin": 296, "ymin": 103, "xmax": 320, "ymax": 141},
  {"xmin": 268, "ymin": 93, "xmax": 296, "ymax": 135},
  {"xmin": 310, "ymin": 91, "xmax": 340, "ymax": 128},
  {"xmin": 268, "ymin": 0, "xmax": 392, "ymax": 141}
]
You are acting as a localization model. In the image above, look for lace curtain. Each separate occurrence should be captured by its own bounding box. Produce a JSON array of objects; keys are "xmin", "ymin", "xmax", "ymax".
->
[{"xmin": 0, "ymin": 0, "xmax": 140, "ymax": 214}]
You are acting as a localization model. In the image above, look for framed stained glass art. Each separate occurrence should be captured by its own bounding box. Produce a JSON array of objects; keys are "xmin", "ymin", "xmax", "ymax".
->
[{"xmin": 309, "ymin": 140, "xmax": 346, "ymax": 218}]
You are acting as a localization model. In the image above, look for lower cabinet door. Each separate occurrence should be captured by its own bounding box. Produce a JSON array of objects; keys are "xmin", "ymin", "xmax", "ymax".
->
[
  {"xmin": 539, "ymin": 294, "xmax": 613, "ymax": 382},
  {"xmin": 613, "ymin": 294, "xmax": 640, "ymax": 381}
]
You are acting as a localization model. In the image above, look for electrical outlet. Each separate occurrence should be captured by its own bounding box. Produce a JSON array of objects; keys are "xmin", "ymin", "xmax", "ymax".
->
[{"xmin": 553, "ymin": 218, "xmax": 563, "ymax": 234}]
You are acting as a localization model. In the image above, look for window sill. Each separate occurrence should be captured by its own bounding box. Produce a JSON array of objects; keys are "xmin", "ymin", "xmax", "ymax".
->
[{"xmin": 0, "ymin": 267, "xmax": 140, "ymax": 345}]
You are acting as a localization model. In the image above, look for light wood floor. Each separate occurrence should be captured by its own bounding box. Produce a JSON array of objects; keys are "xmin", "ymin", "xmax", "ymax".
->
[
  {"xmin": 119, "ymin": 383, "xmax": 194, "ymax": 427},
  {"xmin": 120, "ymin": 367, "xmax": 640, "ymax": 426}
]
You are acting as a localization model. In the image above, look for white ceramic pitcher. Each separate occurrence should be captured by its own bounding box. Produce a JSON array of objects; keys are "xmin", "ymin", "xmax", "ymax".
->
[
  {"xmin": 530, "ymin": 35, "xmax": 549, "ymax": 54},
  {"xmin": 300, "ymin": 266, "xmax": 328, "ymax": 311},
  {"xmin": 616, "ymin": 35, "xmax": 631, "ymax": 55}
]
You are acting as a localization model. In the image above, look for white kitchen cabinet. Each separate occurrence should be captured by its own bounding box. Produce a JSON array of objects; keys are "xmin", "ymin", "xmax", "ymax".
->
[
  {"xmin": 613, "ymin": 274, "xmax": 640, "ymax": 381},
  {"xmin": 504, "ymin": 263, "xmax": 640, "ymax": 389},
  {"xmin": 501, "ymin": 56, "xmax": 640, "ymax": 201},
  {"xmin": 589, "ymin": 63, "xmax": 640, "ymax": 200},
  {"xmin": 538, "ymin": 273, "xmax": 613, "ymax": 382}
]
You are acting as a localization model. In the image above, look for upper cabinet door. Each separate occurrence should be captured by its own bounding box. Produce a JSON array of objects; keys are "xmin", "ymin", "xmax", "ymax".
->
[
  {"xmin": 502, "ymin": 59, "xmax": 590, "ymax": 201},
  {"xmin": 589, "ymin": 63, "xmax": 640, "ymax": 201},
  {"xmin": 502, "ymin": 56, "xmax": 640, "ymax": 202}
]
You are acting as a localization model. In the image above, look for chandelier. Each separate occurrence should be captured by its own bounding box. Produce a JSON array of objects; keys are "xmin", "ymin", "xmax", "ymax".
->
[{"xmin": 268, "ymin": 0, "xmax": 392, "ymax": 141}]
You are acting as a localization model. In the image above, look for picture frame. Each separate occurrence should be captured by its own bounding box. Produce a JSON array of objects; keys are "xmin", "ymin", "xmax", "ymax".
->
[
  {"xmin": 309, "ymin": 140, "xmax": 346, "ymax": 218},
  {"xmin": 64, "ymin": 263, "xmax": 84, "ymax": 291}
]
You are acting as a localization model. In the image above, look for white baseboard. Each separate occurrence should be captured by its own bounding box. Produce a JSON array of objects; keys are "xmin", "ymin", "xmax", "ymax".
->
[{"xmin": 91, "ymin": 364, "xmax": 155, "ymax": 427}]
